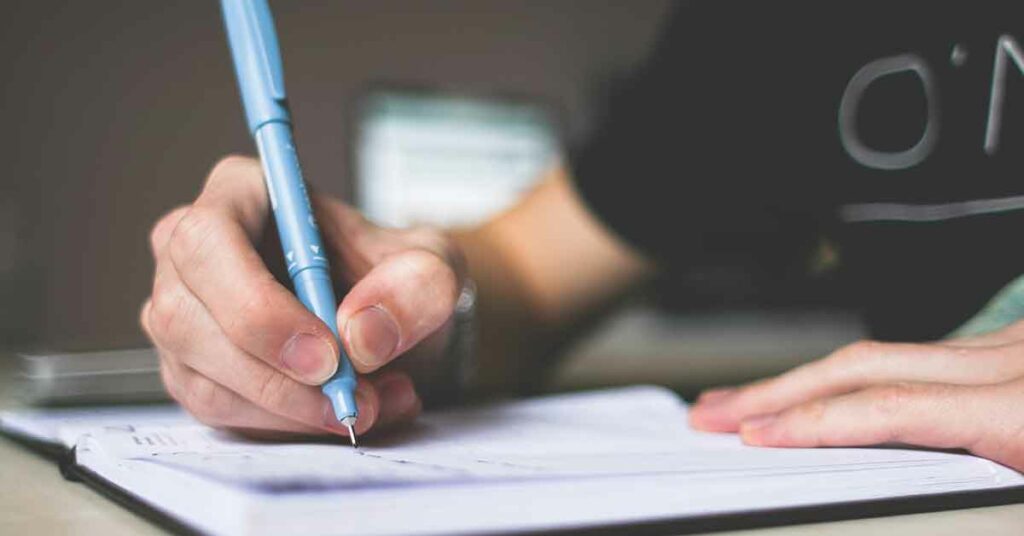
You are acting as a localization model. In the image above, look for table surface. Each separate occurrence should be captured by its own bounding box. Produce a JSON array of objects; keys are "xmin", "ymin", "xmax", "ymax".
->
[{"xmin": 2, "ymin": 353, "xmax": 1023, "ymax": 535}]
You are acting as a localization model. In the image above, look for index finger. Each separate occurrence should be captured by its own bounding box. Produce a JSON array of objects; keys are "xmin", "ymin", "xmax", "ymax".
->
[
  {"xmin": 738, "ymin": 382, "xmax": 985, "ymax": 452},
  {"xmin": 689, "ymin": 340, "xmax": 1019, "ymax": 433},
  {"xmin": 168, "ymin": 156, "xmax": 340, "ymax": 385}
]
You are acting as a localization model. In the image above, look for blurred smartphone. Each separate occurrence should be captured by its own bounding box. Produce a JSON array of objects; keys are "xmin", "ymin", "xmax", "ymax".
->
[{"xmin": 17, "ymin": 348, "xmax": 169, "ymax": 406}]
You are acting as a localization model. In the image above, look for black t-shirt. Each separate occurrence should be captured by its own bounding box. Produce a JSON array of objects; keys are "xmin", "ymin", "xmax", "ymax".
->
[{"xmin": 572, "ymin": 1, "xmax": 1024, "ymax": 341}]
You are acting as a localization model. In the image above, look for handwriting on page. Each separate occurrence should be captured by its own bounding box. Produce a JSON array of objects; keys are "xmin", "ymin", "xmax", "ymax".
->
[{"xmin": 83, "ymin": 386, "xmax": 1004, "ymax": 495}]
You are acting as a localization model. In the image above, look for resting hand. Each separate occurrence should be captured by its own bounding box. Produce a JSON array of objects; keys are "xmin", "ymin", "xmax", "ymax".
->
[
  {"xmin": 690, "ymin": 322, "xmax": 1024, "ymax": 472},
  {"xmin": 141, "ymin": 156, "xmax": 465, "ymax": 439}
]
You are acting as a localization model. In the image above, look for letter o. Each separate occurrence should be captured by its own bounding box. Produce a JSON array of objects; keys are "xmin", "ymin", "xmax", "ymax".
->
[{"xmin": 838, "ymin": 54, "xmax": 939, "ymax": 171}]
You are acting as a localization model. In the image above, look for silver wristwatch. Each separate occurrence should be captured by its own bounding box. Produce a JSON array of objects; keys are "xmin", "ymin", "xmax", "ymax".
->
[{"xmin": 418, "ymin": 279, "xmax": 477, "ymax": 407}]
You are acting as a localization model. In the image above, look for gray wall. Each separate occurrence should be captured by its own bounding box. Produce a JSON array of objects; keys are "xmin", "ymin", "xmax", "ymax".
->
[{"xmin": 0, "ymin": 1, "xmax": 670, "ymax": 350}]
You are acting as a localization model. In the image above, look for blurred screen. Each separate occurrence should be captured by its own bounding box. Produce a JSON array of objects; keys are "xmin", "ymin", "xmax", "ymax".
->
[{"xmin": 355, "ymin": 90, "xmax": 559, "ymax": 228}]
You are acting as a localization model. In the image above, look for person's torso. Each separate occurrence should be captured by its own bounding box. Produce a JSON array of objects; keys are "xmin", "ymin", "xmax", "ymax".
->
[{"xmin": 656, "ymin": 2, "xmax": 1024, "ymax": 339}]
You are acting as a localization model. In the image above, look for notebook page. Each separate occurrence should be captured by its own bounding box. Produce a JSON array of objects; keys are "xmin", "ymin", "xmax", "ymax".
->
[
  {"xmin": 73, "ymin": 386, "xmax": 1024, "ymax": 536},
  {"xmin": 0, "ymin": 405, "xmax": 187, "ymax": 448},
  {"xmin": 84, "ymin": 386, "xmax": 1017, "ymax": 490}
]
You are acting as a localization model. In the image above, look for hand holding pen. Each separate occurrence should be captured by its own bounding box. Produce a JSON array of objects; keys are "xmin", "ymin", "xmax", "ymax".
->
[
  {"xmin": 141, "ymin": 156, "xmax": 463, "ymax": 440},
  {"xmin": 140, "ymin": 1, "xmax": 465, "ymax": 442}
]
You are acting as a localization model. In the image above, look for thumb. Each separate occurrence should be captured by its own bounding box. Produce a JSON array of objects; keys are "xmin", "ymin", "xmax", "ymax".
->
[{"xmin": 337, "ymin": 248, "xmax": 461, "ymax": 373}]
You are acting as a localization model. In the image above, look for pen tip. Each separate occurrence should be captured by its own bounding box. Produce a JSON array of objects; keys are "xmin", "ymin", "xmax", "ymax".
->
[{"xmin": 346, "ymin": 424, "xmax": 359, "ymax": 448}]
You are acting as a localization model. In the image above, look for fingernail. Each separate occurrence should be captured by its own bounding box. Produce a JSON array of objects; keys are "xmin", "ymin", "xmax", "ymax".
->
[
  {"xmin": 345, "ymin": 306, "xmax": 400, "ymax": 368},
  {"xmin": 696, "ymin": 388, "xmax": 736, "ymax": 407},
  {"xmin": 740, "ymin": 414, "xmax": 779, "ymax": 446},
  {"xmin": 322, "ymin": 388, "xmax": 377, "ymax": 436},
  {"xmin": 322, "ymin": 400, "xmax": 350, "ymax": 435},
  {"xmin": 353, "ymin": 387, "xmax": 376, "ymax": 435},
  {"xmin": 379, "ymin": 375, "xmax": 420, "ymax": 421},
  {"xmin": 688, "ymin": 407, "xmax": 736, "ymax": 433},
  {"xmin": 741, "ymin": 414, "xmax": 778, "ymax": 432},
  {"xmin": 690, "ymin": 389, "xmax": 740, "ymax": 432},
  {"xmin": 282, "ymin": 333, "xmax": 338, "ymax": 383}
]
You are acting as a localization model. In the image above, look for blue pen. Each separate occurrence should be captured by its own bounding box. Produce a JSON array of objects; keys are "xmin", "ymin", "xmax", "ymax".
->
[{"xmin": 220, "ymin": 0, "xmax": 360, "ymax": 446}]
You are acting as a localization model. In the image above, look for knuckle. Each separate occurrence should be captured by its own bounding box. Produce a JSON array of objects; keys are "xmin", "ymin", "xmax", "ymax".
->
[
  {"xmin": 168, "ymin": 207, "xmax": 217, "ymax": 271},
  {"xmin": 149, "ymin": 205, "xmax": 190, "ymax": 254},
  {"xmin": 253, "ymin": 370, "xmax": 292, "ymax": 412},
  {"xmin": 404, "ymin": 249, "xmax": 459, "ymax": 306},
  {"xmin": 864, "ymin": 384, "xmax": 917, "ymax": 444},
  {"xmin": 869, "ymin": 383, "xmax": 917, "ymax": 417},
  {"xmin": 222, "ymin": 283, "xmax": 277, "ymax": 342},
  {"xmin": 183, "ymin": 374, "xmax": 234, "ymax": 424},
  {"xmin": 825, "ymin": 340, "xmax": 888, "ymax": 381},
  {"xmin": 832, "ymin": 340, "xmax": 879, "ymax": 364},
  {"xmin": 148, "ymin": 283, "xmax": 193, "ymax": 351},
  {"xmin": 794, "ymin": 399, "xmax": 829, "ymax": 425}
]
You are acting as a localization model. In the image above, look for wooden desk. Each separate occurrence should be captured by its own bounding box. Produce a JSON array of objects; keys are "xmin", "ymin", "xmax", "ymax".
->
[{"xmin": 2, "ymin": 354, "xmax": 1023, "ymax": 535}]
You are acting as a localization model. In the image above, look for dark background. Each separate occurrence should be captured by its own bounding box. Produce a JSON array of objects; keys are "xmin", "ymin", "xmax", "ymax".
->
[{"xmin": 0, "ymin": 1, "xmax": 671, "ymax": 351}]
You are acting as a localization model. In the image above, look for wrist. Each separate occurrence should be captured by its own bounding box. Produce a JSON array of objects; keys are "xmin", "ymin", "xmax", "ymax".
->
[{"xmin": 414, "ymin": 278, "xmax": 477, "ymax": 408}]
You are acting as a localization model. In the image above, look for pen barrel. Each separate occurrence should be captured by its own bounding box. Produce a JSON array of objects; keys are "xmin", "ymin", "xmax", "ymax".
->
[
  {"xmin": 254, "ymin": 123, "xmax": 329, "ymax": 280},
  {"xmin": 296, "ymin": 270, "xmax": 359, "ymax": 421},
  {"xmin": 292, "ymin": 267, "xmax": 358, "ymax": 401},
  {"xmin": 224, "ymin": 0, "xmax": 358, "ymax": 423},
  {"xmin": 220, "ymin": 0, "xmax": 289, "ymax": 133},
  {"xmin": 255, "ymin": 122, "xmax": 359, "ymax": 402}
]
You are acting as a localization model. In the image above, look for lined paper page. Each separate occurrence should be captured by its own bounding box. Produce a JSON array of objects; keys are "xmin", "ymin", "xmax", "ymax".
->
[
  {"xmin": 57, "ymin": 387, "xmax": 1024, "ymax": 535},
  {"xmin": 81, "ymin": 387, "xmax": 1022, "ymax": 491}
]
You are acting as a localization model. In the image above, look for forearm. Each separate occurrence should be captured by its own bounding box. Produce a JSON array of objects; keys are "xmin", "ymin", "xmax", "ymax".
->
[
  {"xmin": 452, "ymin": 167, "xmax": 654, "ymax": 393},
  {"xmin": 453, "ymin": 223, "xmax": 544, "ymax": 393}
]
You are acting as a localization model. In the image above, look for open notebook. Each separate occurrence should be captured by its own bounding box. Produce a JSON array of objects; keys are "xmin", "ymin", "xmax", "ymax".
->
[{"xmin": 2, "ymin": 386, "xmax": 1023, "ymax": 535}]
